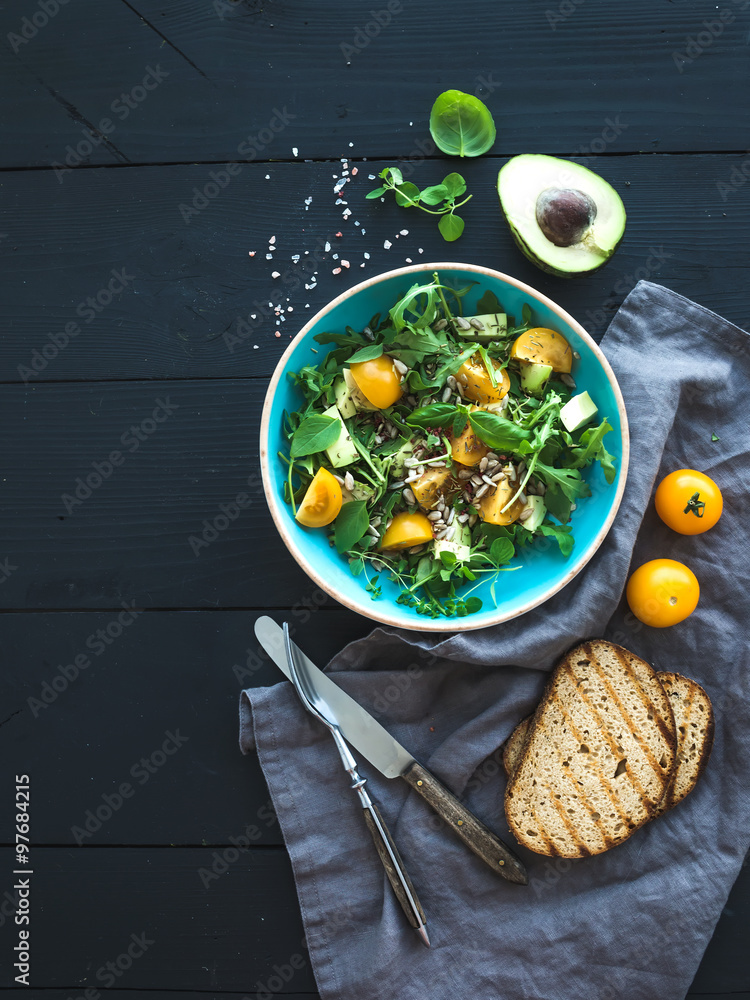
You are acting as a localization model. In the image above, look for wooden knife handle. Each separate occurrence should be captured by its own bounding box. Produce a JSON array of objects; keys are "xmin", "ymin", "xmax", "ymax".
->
[
  {"xmin": 403, "ymin": 761, "xmax": 527, "ymax": 885},
  {"xmin": 363, "ymin": 802, "xmax": 426, "ymax": 929}
]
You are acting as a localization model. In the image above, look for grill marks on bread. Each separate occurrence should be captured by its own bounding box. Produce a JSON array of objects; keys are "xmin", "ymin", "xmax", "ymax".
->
[
  {"xmin": 654, "ymin": 671, "xmax": 714, "ymax": 815},
  {"xmin": 504, "ymin": 641, "xmax": 677, "ymax": 858}
]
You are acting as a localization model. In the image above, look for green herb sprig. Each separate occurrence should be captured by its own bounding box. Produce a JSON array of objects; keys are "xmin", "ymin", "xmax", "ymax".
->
[{"xmin": 366, "ymin": 168, "xmax": 471, "ymax": 241}]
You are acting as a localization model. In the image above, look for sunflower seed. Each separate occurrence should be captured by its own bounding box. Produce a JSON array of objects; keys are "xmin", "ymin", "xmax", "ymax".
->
[
  {"xmin": 441, "ymin": 385, "xmax": 453, "ymax": 403},
  {"xmin": 463, "ymin": 490, "xmax": 472, "ymax": 503},
  {"xmin": 468, "ymin": 512, "xmax": 478, "ymax": 527},
  {"xmin": 482, "ymin": 475, "xmax": 496, "ymax": 487},
  {"xmin": 525, "ymin": 482, "xmax": 537, "ymax": 496},
  {"xmin": 573, "ymin": 350, "xmax": 581, "ymax": 360},
  {"xmin": 445, "ymin": 507, "xmax": 455, "ymax": 525},
  {"xmin": 487, "ymin": 452, "xmax": 499, "ymax": 462},
  {"xmin": 570, "ymin": 503, "xmax": 577, "ymax": 511},
  {"xmin": 407, "ymin": 395, "xmax": 418, "ymax": 406},
  {"xmin": 333, "ymin": 474, "xmax": 345, "ymax": 485},
  {"xmin": 437, "ymin": 498, "xmax": 446, "ymax": 512},
  {"xmin": 403, "ymin": 488, "xmax": 416, "ymax": 505},
  {"xmin": 518, "ymin": 491, "xmax": 527, "ymax": 504},
  {"xmin": 474, "ymin": 484, "xmax": 489, "ymax": 499},
  {"xmin": 427, "ymin": 460, "xmax": 446, "ymax": 468},
  {"xmin": 471, "ymin": 475, "xmax": 483, "ymax": 487},
  {"xmin": 370, "ymin": 516, "xmax": 382, "ymax": 527},
  {"xmin": 372, "ymin": 559, "xmax": 386, "ymax": 572},
  {"xmin": 455, "ymin": 381, "xmax": 466, "ymax": 398},
  {"xmin": 446, "ymin": 375, "xmax": 457, "ymax": 389},
  {"xmin": 385, "ymin": 519, "xmax": 393, "ymax": 530},
  {"xmin": 457, "ymin": 512, "xmax": 469, "ymax": 523},
  {"xmin": 433, "ymin": 318, "xmax": 448, "ymax": 331},
  {"xmin": 560, "ymin": 373, "xmax": 576, "ymax": 388},
  {"xmin": 479, "ymin": 456, "xmax": 489, "ymax": 472},
  {"xmin": 535, "ymin": 482, "xmax": 546, "ymax": 496},
  {"xmin": 367, "ymin": 524, "xmax": 380, "ymax": 538},
  {"xmin": 427, "ymin": 510, "xmax": 442, "ymax": 521},
  {"xmin": 455, "ymin": 316, "xmax": 471, "ymax": 330},
  {"xmin": 344, "ymin": 472, "xmax": 355, "ymax": 491},
  {"xmin": 363, "ymin": 326, "xmax": 374, "ymax": 340},
  {"xmin": 417, "ymin": 465, "xmax": 425, "ymax": 476},
  {"xmin": 374, "ymin": 434, "xmax": 384, "ymax": 445},
  {"xmin": 392, "ymin": 358, "xmax": 408, "ymax": 375},
  {"xmin": 390, "ymin": 480, "xmax": 405, "ymax": 490},
  {"xmin": 458, "ymin": 469, "xmax": 473, "ymax": 480},
  {"xmin": 408, "ymin": 544, "xmax": 425, "ymax": 554},
  {"xmin": 389, "ymin": 426, "xmax": 399, "ymax": 439},
  {"xmin": 470, "ymin": 318, "xmax": 485, "ymax": 330},
  {"xmin": 404, "ymin": 472, "xmax": 420, "ymax": 483},
  {"xmin": 491, "ymin": 470, "xmax": 506, "ymax": 482},
  {"xmin": 444, "ymin": 523, "xmax": 456, "ymax": 540},
  {"xmin": 433, "ymin": 526, "xmax": 450, "ymax": 540},
  {"xmin": 517, "ymin": 461, "xmax": 527, "ymax": 477},
  {"xmin": 519, "ymin": 507, "xmax": 533, "ymax": 521}
]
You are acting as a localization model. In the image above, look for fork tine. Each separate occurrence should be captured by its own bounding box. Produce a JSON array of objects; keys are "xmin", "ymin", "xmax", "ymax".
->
[{"xmin": 283, "ymin": 622, "xmax": 332, "ymax": 729}]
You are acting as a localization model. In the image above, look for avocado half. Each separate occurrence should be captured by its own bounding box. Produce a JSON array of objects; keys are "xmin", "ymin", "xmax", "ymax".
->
[{"xmin": 498, "ymin": 154, "xmax": 626, "ymax": 278}]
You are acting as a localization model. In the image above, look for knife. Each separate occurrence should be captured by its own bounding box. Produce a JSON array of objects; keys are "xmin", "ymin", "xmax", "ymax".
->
[{"xmin": 254, "ymin": 616, "xmax": 527, "ymax": 885}]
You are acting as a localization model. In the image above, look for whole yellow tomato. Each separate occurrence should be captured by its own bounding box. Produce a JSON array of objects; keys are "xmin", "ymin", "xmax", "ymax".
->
[
  {"xmin": 350, "ymin": 355, "xmax": 403, "ymax": 409},
  {"xmin": 626, "ymin": 558, "xmax": 700, "ymax": 627},
  {"xmin": 295, "ymin": 468, "xmax": 342, "ymax": 528},
  {"xmin": 655, "ymin": 469, "xmax": 723, "ymax": 535},
  {"xmin": 380, "ymin": 511, "xmax": 433, "ymax": 550}
]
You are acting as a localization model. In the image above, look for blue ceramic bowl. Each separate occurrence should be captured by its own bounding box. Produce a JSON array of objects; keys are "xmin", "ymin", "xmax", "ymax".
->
[{"xmin": 260, "ymin": 263, "xmax": 629, "ymax": 632}]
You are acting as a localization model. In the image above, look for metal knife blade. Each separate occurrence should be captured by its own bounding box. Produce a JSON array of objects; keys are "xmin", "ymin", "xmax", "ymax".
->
[
  {"xmin": 253, "ymin": 616, "xmax": 528, "ymax": 885},
  {"xmin": 254, "ymin": 616, "xmax": 413, "ymax": 777}
]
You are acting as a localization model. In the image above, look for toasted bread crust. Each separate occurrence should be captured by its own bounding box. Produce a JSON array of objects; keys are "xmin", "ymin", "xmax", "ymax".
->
[
  {"xmin": 504, "ymin": 640, "xmax": 677, "ymax": 858},
  {"xmin": 654, "ymin": 671, "xmax": 714, "ymax": 815},
  {"xmin": 502, "ymin": 717, "xmax": 531, "ymax": 777}
]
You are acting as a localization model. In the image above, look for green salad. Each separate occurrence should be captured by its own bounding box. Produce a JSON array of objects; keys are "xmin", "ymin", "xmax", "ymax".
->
[{"xmin": 280, "ymin": 273, "xmax": 616, "ymax": 619}]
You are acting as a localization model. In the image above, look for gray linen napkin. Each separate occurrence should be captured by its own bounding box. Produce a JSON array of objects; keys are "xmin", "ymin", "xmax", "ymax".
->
[{"xmin": 240, "ymin": 281, "xmax": 750, "ymax": 1000}]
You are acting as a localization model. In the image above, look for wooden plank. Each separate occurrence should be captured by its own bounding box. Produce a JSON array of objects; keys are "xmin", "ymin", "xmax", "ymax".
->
[
  {"xmin": 1, "ymin": 153, "xmax": 749, "ymax": 383},
  {"xmin": 1, "ymin": 0, "xmax": 749, "ymax": 168},
  {"xmin": 0, "ymin": 610, "xmax": 371, "ymax": 845},
  {"xmin": 0, "ymin": 847, "xmax": 316, "ymax": 992},
  {"xmin": 0, "ymin": 846, "xmax": 745, "ymax": 992}
]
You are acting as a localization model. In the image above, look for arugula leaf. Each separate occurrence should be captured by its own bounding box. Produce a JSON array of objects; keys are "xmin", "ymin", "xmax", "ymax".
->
[
  {"xmin": 388, "ymin": 325, "xmax": 447, "ymax": 366},
  {"xmin": 543, "ymin": 483, "xmax": 572, "ymax": 524},
  {"xmin": 476, "ymin": 289, "xmax": 503, "ymax": 315},
  {"xmin": 537, "ymin": 522, "xmax": 574, "ymax": 557},
  {"xmin": 334, "ymin": 501, "xmax": 370, "ymax": 554},
  {"xmin": 290, "ymin": 414, "xmax": 340, "ymax": 458},
  {"xmin": 389, "ymin": 280, "xmax": 441, "ymax": 332},
  {"xmin": 347, "ymin": 343, "xmax": 383, "ymax": 364},
  {"xmin": 570, "ymin": 419, "xmax": 616, "ymax": 484},
  {"xmin": 469, "ymin": 410, "xmax": 532, "ymax": 451},
  {"xmin": 407, "ymin": 403, "xmax": 457, "ymax": 429},
  {"xmin": 535, "ymin": 461, "xmax": 591, "ymax": 501},
  {"xmin": 429, "ymin": 90, "xmax": 496, "ymax": 157},
  {"xmin": 314, "ymin": 329, "xmax": 367, "ymax": 349}
]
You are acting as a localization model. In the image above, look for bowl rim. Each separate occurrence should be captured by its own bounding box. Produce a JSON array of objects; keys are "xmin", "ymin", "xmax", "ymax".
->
[{"xmin": 260, "ymin": 261, "xmax": 630, "ymax": 632}]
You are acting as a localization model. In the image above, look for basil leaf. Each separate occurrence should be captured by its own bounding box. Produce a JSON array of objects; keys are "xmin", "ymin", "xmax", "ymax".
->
[
  {"xmin": 442, "ymin": 172, "xmax": 467, "ymax": 199},
  {"xmin": 438, "ymin": 213, "xmax": 465, "ymax": 241},
  {"xmin": 419, "ymin": 184, "xmax": 449, "ymax": 206},
  {"xmin": 429, "ymin": 90, "xmax": 497, "ymax": 157},
  {"xmin": 394, "ymin": 181, "xmax": 421, "ymax": 207},
  {"xmin": 334, "ymin": 500, "xmax": 370, "ymax": 554},
  {"xmin": 490, "ymin": 537, "xmax": 515, "ymax": 565},
  {"xmin": 469, "ymin": 410, "xmax": 532, "ymax": 451},
  {"xmin": 407, "ymin": 403, "xmax": 457, "ymax": 428},
  {"xmin": 347, "ymin": 343, "xmax": 383, "ymax": 364},
  {"xmin": 290, "ymin": 414, "xmax": 340, "ymax": 458}
]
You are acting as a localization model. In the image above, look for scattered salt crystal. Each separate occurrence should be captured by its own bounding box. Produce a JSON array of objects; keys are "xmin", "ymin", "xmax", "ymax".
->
[
  {"xmin": 400, "ymin": 230, "xmax": 408, "ymax": 236},
  {"xmin": 368, "ymin": 173, "xmax": 376, "ymax": 180},
  {"xmin": 271, "ymin": 271, "xmax": 280, "ymax": 278},
  {"xmin": 269, "ymin": 236, "xmax": 276, "ymax": 244},
  {"xmin": 352, "ymin": 167, "xmax": 358, "ymax": 175},
  {"xmin": 287, "ymin": 306, "xmax": 293, "ymax": 312},
  {"xmin": 361, "ymin": 228, "xmax": 366, "ymax": 235},
  {"xmin": 332, "ymin": 267, "xmax": 342, "ymax": 274},
  {"xmin": 248, "ymin": 251, "xmax": 256, "ymax": 257},
  {"xmin": 384, "ymin": 240, "xmax": 392, "ymax": 249},
  {"xmin": 332, "ymin": 253, "xmax": 339, "ymax": 259},
  {"xmin": 265, "ymin": 174, "xmax": 270, "ymax": 180},
  {"xmin": 348, "ymin": 141, "xmax": 354, "ymax": 147},
  {"xmin": 305, "ymin": 303, "xmax": 310, "ymax": 308},
  {"xmin": 342, "ymin": 208, "xmax": 352, "ymax": 218},
  {"xmin": 251, "ymin": 314, "xmax": 257, "ymax": 320},
  {"xmin": 253, "ymin": 345, "xmax": 259, "ymax": 350},
  {"xmin": 275, "ymin": 332, "xmax": 281, "ymax": 338},
  {"xmin": 409, "ymin": 121, "xmax": 413, "ymax": 126},
  {"xmin": 360, "ymin": 263, "xmax": 366, "ymax": 267},
  {"xmin": 335, "ymin": 231, "xmax": 343, "ymax": 238},
  {"xmin": 291, "ymin": 254, "xmax": 300, "ymax": 263},
  {"xmin": 324, "ymin": 241, "xmax": 331, "ymax": 252},
  {"xmin": 341, "ymin": 260, "xmax": 350, "ymax": 268},
  {"xmin": 364, "ymin": 252, "xmax": 371, "ymax": 259},
  {"xmin": 418, "ymin": 248, "xmax": 424, "ymax": 254},
  {"xmin": 292, "ymin": 147, "xmax": 298, "ymax": 156},
  {"xmin": 266, "ymin": 253, "xmax": 273, "ymax": 260},
  {"xmin": 406, "ymin": 258, "xmax": 413, "ymax": 263}
]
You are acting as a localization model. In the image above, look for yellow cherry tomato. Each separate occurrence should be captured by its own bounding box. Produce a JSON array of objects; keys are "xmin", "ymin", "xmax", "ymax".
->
[
  {"xmin": 349, "ymin": 355, "xmax": 403, "ymax": 409},
  {"xmin": 380, "ymin": 511, "xmax": 434, "ymax": 550},
  {"xmin": 456, "ymin": 354, "xmax": 511, "ymax": 404},
  {"xmin": 411, "ymin": 467, "xmax": 455, "ymax": 510},
  {"xmin": 626, "ymin": 559, "xmax": 700, "ymax": 628},
  {"xmin": 450, "ymin": 407, "xmax": 488, "ymax": 467},
  {"xmin": 655, "ymin": 469, "xmax": 723, "ymax": 535},
  {"xmin": 478, "ymin": 480, "xmax": 525, "ymax": 526},
  {"xmin": 295, "ymin": 468, "xmax": 343, "ymax": 528},
  {"xmin": 510, "ymin": 328, "xmax": 573, "ymax": 373}
]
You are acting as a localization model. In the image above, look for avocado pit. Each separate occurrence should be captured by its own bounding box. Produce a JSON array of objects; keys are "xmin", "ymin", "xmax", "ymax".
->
[{"xmin": 535, "ymin": 188, "xmax": 597, "ymax": 248}]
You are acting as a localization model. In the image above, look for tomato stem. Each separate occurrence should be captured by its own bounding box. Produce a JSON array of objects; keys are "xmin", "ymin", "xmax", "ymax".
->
[{"xmin": 683, "ymin": 491, "xmax": 705, "ymax": 518}]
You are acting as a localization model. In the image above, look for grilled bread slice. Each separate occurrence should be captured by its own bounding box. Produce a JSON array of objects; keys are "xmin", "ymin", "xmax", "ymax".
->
[
  {"xmin": 504, "ymin": 640, "xmax": 677, "ymax": 857},
  {"xmin": 653, "ymin": 671, "xmax": 714, "ymax": 816},
  {"xmin": 502, "ymin": 716, "xmax": 531, "ymax": 777}
]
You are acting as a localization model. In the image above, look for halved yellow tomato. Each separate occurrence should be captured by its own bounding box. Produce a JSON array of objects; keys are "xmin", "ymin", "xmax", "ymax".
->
[
  {"xmin": 295, "ymin": 468, "xmax": 342, "ymax": 528},
  {"xmin": 449, "ymin": 407, "xmax": 488, "ymax": 467},
  {"xmin": 510, "ymin": 328, "xmax": 573, "ymax": 373},
  {"xmin": 456, "ymin": 354, "xmax": 511, "ymax": 404},
  {"xmin": 478, "ymin": 480, "xmax": 525, "ymax": 526},
  {"xmin": 411, "ymin": 468, "xmax": 455, "ymax": 510},
  {"xmin": 380, "ymin": 511, "xmax": 433, "ymax": 550},
  {"xmin": 350, "ymin": 355, "xmax": 403, "ymax": 408}
]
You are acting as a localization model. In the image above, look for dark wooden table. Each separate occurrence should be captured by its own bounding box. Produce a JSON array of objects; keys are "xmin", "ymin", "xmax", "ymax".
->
[{"xmin": 1, "ymin": 1, "xmax": 748, "ymax": 996}]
